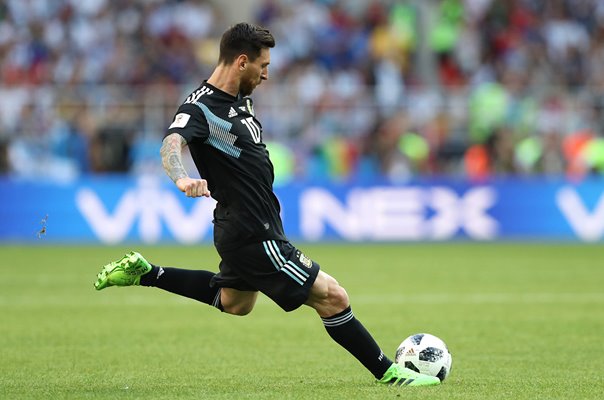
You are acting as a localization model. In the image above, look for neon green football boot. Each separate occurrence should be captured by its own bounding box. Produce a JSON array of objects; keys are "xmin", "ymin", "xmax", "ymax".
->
[
  {"xmin": 377, "ymin": 363, "xmax": 441, "ymax": 387},
  {"xmin": 94, "ymin": 251, "xmax": 152, "ymax": 290}
]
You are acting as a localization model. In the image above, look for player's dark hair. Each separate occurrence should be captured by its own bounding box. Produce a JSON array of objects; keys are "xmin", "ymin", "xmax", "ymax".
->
[{"xmin": 218, "ymin": 22, "xmax": 275, "ymax": 65}]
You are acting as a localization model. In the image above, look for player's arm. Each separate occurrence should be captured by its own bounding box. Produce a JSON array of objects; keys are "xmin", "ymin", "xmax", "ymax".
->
[{"xmin": 160, "ymin": 133, "xmax": 210, "ymax": 198}]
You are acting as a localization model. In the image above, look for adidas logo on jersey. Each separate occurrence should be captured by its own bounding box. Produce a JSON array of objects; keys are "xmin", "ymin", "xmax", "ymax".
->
[{"xmin": 228, "ymin": 107, "xmax": 238, "ymax": 118}]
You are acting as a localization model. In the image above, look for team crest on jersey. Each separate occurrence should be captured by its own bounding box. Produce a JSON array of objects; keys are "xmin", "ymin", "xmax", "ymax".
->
[
  {"xmin": 246, "ymin": 98, "xmax": 255, "ymax": 116},
  {"xmin": 169, "ymin": 113, "xmax": 190, "ymax": 129},
  {"xmin": 298, "ymin": 252, "xmax": 313, "ymax": 269}
]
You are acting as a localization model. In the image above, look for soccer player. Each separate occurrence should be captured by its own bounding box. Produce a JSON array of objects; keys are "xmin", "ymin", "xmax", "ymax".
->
[{"xmin": 94, "ymin": 22, "xmax": 439, "ymax": 388}]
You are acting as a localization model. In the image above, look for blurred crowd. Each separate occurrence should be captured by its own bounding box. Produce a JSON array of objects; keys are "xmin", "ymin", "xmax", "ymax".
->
[{"xmin": 1, "ymin": 0, "xmax": 604, "ymax": 183}]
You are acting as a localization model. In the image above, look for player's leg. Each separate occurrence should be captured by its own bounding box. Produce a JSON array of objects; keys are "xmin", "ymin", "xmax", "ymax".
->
[
  {"xmin": 305, "ymin": 271, "xmax": 393, "ymax": 378},
  {"xmin": 93, "ymin": 251, "xmax": 258, "ymax": 315},
  {"xmin": 306, "ymin": 270, "xmax": 440, "ymax": 387},
  {"xmin": 217, "ymin": 240, "xmax": 320, "ymax": 313},
  {"xmin": 219, "ymin": 287, "xmax": 258, "ymax": 316},
  {"xmin": 218, "ymin": 240, "xmax": 438, "ymax": 386}
]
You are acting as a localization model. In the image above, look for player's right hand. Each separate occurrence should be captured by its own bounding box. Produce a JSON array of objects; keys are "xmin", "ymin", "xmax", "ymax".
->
[{"xmin": 175, "ymin": 177, "xmax": 211, "ymax": 198}]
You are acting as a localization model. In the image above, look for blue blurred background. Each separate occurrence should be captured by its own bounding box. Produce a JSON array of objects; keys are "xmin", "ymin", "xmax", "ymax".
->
[{"xmin": 1, "ymin": 0, "xmax": 604, "ymax": 243}]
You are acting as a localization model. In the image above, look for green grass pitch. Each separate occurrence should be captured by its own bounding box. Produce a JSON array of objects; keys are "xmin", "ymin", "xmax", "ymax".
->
[{"xmin": 1, "ymin": 243, "xmax": 603, "ymax": 399}]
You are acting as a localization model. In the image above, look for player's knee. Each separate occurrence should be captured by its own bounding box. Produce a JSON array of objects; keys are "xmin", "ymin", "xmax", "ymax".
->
[
  {"xmin": 307, "ymin": 272, "xmax": 349, "ymax": 316},
  {"xmin": 220, "ymin": 289, "xmax": 257, "ymax": 316},
  {"xmin": 222, "ymin": 302, "xmax": 254, "ymax": 316},
  {"xmin": 329, "ymin": 283, "xmax": 349, "ymax": 310}
]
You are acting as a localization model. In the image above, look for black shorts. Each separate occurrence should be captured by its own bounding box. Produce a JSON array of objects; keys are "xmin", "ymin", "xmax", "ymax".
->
[{"xmin": 210, "ymin": 240, "xmax": 320, "ymax": 312}]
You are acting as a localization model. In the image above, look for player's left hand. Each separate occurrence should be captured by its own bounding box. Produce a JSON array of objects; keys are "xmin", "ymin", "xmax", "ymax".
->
[{"xmin": 175, "ymin": 177, "xmax": 211, "ymax": 198}]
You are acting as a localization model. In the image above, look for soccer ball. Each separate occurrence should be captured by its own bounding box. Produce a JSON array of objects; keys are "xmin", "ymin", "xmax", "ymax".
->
[{"xmin": 394, "ymin": 333, "xmax": 452, "ymax": 382}]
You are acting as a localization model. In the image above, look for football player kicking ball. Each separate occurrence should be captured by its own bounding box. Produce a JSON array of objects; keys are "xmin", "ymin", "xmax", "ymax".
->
[{"xmin": 94, "ymin": 22, "xmax": 439, "ymax": 388}]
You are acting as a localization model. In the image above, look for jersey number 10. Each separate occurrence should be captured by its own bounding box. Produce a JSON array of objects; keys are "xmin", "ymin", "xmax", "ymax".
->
[{"xmin": 241, "ymin": 117, "xmax": 262, "ymax": 144}]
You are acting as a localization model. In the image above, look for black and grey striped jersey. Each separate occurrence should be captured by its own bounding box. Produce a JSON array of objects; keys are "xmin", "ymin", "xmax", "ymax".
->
[{"xmin": 166, "ymin": 81, "xmax": 286, "ymax": 251}]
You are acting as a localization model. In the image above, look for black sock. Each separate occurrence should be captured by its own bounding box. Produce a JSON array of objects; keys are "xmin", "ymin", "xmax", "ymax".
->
[
  {"xmin": 140, "ymin": 265, "xmax": 223, "ymax": 310},
  {"xmin": 321, "ymin": 306, "xmax": 392, "ymax": 379}
]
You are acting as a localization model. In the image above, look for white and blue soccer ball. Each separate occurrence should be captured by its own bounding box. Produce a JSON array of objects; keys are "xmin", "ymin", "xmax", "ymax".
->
[{"xmin": 395, "ymin": 333, "xmax": 452, "ymax": 382}]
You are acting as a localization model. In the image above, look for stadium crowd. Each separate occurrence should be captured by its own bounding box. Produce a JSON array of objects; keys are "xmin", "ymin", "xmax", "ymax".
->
[{"xmin": 1, "ymin": 0, "xmax": 604, "ymax": 182}]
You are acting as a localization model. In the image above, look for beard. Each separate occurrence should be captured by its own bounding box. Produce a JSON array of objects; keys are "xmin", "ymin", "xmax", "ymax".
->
[
  {"xmin": 239, "ymin": 81, "xmax": 253, "ymax": 97},
  {"xmin": 240, "ymin": 77, "xmax": 261, "ymax": 97}
]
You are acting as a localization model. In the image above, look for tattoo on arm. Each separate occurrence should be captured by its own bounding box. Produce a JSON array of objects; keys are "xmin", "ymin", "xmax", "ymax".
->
[{"xmin": 160, "ymin": 133, "xmax": 188, "ymax": 183}]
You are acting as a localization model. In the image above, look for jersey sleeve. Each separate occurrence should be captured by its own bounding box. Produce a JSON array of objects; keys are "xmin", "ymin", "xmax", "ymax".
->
[{"xmin": 165, "ymin": 103, "xmax": 208, "ymax": 144}]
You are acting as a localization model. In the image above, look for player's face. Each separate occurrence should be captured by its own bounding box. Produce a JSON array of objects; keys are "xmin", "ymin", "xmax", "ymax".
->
[{"xmin": 240, "ymin": 48, "xmax": 270, "ymax": 97}]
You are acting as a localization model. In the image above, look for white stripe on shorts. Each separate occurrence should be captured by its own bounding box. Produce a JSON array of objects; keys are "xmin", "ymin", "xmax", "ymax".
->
[
  {"xmin": 263, "ymin": 240, "xmax": 307, "ymax": 286},
  {"xmin": 263, "ymin": 241, "xmax": 281, "ymax": 271}
]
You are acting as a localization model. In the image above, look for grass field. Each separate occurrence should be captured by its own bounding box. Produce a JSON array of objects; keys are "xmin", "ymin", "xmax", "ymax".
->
[{"xmin": 1, "ymin": 243, "xmax": 603, "ymax": 399}]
